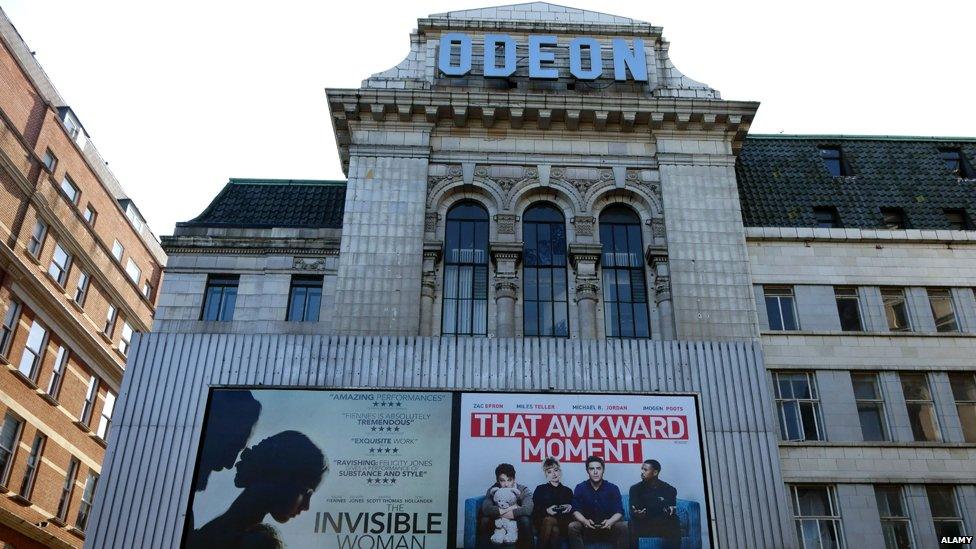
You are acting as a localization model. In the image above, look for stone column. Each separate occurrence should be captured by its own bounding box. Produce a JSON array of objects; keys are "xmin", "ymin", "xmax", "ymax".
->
[
  {"xmin": 490, "ymin": 242, "xmax": 522, "ymax": 338},
  {"xmin": 570, "ymin": 243, "xmax": 602, "ymax": 339},
  {"xmin": 420, "ymin": 242, "xmax": 441, "ymax": 336},
  {"xmin": 649, "ymin": 251, "xmax": 674, "ymax": 340}
]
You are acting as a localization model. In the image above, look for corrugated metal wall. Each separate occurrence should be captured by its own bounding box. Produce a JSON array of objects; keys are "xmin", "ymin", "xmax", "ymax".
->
[{"xmin": 86, "ymin": 334, "xmax": 795, "ymax": 548}]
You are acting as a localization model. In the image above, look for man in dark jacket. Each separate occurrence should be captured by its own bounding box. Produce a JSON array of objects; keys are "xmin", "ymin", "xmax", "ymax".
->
[
  {"xmin": 479, "ymin": 463, "xmax": 535, "ymax": 548},
  {"xmin": 629, "ymin": 459, "xmax": 681, "ymax": 549}
]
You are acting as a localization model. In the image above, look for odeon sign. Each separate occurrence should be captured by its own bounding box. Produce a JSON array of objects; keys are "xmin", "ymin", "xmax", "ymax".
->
[{"xmin": 438, "ymin": 33, "xmax": 648, "ymax": 82}]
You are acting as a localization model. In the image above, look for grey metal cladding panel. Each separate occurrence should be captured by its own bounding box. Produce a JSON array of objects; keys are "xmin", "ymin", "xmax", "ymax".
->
[{"xmin": 87, "ymin": 334, "xmax": 795, "ymax": 549}]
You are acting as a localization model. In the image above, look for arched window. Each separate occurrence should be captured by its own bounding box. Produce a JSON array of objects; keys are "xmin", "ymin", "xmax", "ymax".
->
[
  {"xmin": 600, "ymin": 206, "xmax": 650, "ymax": 338},
  {"xmin": 523, "ymin": 204, "xmax": 569, "ymax": 337},
  {"xmin": 442, "ymin": 202, "xmax": 489, "ymax": 335}
]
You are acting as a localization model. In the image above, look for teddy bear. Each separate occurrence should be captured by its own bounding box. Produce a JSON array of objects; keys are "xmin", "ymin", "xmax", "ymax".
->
[{"xmin": 488, "ymin": 486, "xmax": 520, "ymax": 544}]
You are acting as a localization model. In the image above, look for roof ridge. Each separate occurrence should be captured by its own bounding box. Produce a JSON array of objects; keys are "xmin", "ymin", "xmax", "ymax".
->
[
  {"xmin": 747, "ymin": 134, "xmax": 976, "ymax": 142},
  {"xmin": 228, "ymin": 178, "xmax": 347, "ymax": 186}
]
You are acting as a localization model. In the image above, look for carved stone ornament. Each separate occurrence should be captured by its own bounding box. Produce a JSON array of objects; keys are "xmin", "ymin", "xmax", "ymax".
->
[
  {"xmin": 496, "ymin": 178, "xmax": 520, "ymax": 193},
  {"xmin": 523, "ymin": 167, "xmax": 538, "ymax": 179},
  {"xmin": 572, "ymin": 216, "xmax": 596, "ymax": 237},
  {"xmin": 293, "ymin": 257, "xmax": 328, "ymax": 271},
  {"xmin": 570, "ymin": 179, "xmax": 596, "ymax": 195},
  {"xmin": 421, "ymin": 271, "xmax": 437, "ymax": 297},
  {"xmin": 626, "ymin": 170, "xmax": 640, "ymax": 182},
  {"xmin": 650, "ymin": 218, "xmax": 666, "ymax": 238},
  {"xmin": 425, "ymin": 212, "xmax": 440, "ymax": 233},
  {"xmin": 427, "ymin": 176, "xmax": 440, "ymax": 192},
  {"xmin": 599, "ymin": 169, "xmax": 614, "ymax": 181},
  {"xmin": 494, "ymin": 214, "xmax": 518, "ymax": 235},
  {"xmin": 495, "ymin": 279, "xmax": 519, "ymax": 300},
  {"xmin": 654, "ymin": 276, "xmax": 672, "ymax": 304},
  {"xmin": 551, "ymin": 167, "xmax": 566, "ymax": 179},
  {"xmin": 575, "ymin": 281, "xmax": 600, "ymax": 301},
  {"xmin": 447, "ymin": 165, "xmax": 463, "ymax": 177},
  {"xmin": 475, "ymin": 167, "xmax": 489, "ymax": 177}
]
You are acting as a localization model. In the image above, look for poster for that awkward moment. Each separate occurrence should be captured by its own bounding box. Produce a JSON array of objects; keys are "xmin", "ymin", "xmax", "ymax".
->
[
  {"xmin": 455, "ymin": 392, "xmax": 710, "ymax": 549},
  {"xmin": 185, "ymin": 389, "xmax": 453, "ymax": 549}
]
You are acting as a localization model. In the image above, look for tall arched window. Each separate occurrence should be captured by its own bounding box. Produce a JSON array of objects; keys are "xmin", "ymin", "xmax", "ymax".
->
[
  {"xmin": 600, "ymin": 206, "xmax": 650, "ymax": 338},
  {"xmin": 442, "ymin": 202, "xmax": 489, "ymax": 335},
  {"xmin": 523, "ymin": 204, "xmax": 569, "ymax": 337}
]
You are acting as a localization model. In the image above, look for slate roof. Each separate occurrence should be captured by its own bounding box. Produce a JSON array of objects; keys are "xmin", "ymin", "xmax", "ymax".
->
[
  {"xmin": 181, "ymin": 179, "xmax": 346, "ymax": 229},
  {"xmin": 737, "ymin": 136, "xmax": 976, "ymax": 229}
]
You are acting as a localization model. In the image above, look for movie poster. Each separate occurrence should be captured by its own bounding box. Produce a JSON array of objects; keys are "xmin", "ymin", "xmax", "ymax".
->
[
  {"xmin": 185, "ymin": 389, "xmax": 453, "ymax": 549},
  {"xmin": 456, "ymin": 392, "xmax": 709, "ymax": 549}
]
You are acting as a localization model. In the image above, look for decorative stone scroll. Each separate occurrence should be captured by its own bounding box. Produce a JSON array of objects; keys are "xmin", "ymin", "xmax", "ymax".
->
[{"xmin": 293, "ymin": 257, "xmax": 328, "ymax": 271}]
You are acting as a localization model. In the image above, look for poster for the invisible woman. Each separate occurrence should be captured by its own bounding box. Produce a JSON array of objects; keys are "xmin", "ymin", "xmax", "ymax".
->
[{"xmin": 184, "ymin": 389, "xmax": 710, "ymax": 549}]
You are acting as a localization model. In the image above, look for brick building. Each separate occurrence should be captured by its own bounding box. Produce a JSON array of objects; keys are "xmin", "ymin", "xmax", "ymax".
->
[
  {"xmin": 0, "ymin": 8, "xmax": 165, "ymax": 548},
  {"xmin": 92, "ymin": 4, "xmax": 973, "ymax": 548}
]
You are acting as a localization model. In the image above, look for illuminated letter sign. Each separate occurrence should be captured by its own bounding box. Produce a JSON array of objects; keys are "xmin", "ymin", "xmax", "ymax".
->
[
  {"xmin": 437, "ymin": 33, "xmax": 648, "ymax": 82},
  {"xmin": 483, "ymin": 34, "xmax": 516, "ymax": 77},
  {"xmin": 438, "ymin": 33, "xmax": 472, "ymax": 76}
]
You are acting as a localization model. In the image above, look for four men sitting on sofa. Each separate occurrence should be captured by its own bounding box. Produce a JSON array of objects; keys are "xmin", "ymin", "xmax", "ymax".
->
[{"xmin": 479, "ymin": 456, "xmax": 681, "ymax": 548}]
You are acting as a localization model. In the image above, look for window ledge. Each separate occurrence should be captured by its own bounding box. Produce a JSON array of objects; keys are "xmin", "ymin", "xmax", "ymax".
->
[
  {"xmin": 39, "ymin": 392, "xmax": 59, "ymax": 406},
  {"xmin": 9, "ymin": 494, "xmax": 31, "ymax": 506},
  {"xmin": 0, "ymin": 484, "xmax": 8, "ymax": 493},
  {"xmin": 98, "ymin": 332, "xmax": 113, "ymax": 345},
  {"xmin": 779, "ymin": 441, "xmax": 976, "ymax": 449},
  {"xmin": 761, "ymin": 330, "xmax": 974, "ymax": 338},
  {"xmin": 0, "ymin": 355, "xmax": 9, "ymax": 366},
  {"xmin": 73, "ymin": 420, "xmax": 91, "ymax": 433},
  {"xmin": 8, "ymin": 366, "xmax": 39, "ymax": 390},
  {"xmin": 67, "ymin": 526, "xmax": 85, "ymax": 539},
  {"xmin": 49, "ymin": 516, "xmax": 66, "ymax": 527},
  {"xmin": 68, "ymin": 299, "xmax": 85, "ymax": 313},
  {"xmin": 90, "ymin": 433, "xmax": 107, "ymax": 448},
  {"xmin": 43, "ymin": 270, "xmax": 67, "ymax": 290},
  {"xmin": 23, "ymin": 250, "xmax": 41, "ymax": 265},
  {"xmin": 112, "ymin": 347, "xmax": 127, "ymax": 360}
]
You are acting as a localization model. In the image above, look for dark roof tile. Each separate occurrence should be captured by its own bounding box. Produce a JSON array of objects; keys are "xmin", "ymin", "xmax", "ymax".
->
[{"xmin": 181, "ymin": 179, "xmax": 346, "ymax": 229}]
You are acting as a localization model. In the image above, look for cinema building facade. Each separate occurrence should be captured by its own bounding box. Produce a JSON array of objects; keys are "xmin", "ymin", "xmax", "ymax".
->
[{"xmin": 90, "ymin": 4, "xmax": 974, "ymax": 549}]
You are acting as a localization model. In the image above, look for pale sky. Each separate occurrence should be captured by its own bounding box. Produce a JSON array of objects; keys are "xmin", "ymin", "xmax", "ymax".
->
[{"xmin": 2, "ymin": 1, "xmax": 973, "ymax": 237}]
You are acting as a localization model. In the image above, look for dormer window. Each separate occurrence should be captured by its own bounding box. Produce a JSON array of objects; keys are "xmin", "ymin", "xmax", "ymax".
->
[
  {"xmin": 124, "ymin": 202, "xmax": 144, "ymax": 232},
  {"xmin": 881, "ymin": 207, "xmax": 908, "ymax": 230},
  {"xmin": 939, "ymin": 148, "xmax": 974, "ymax": 178},
  {"xmin": 818, "ymin": 146, "xmax": 849, "ymax": 177},
  {"xmin": 812, "ymin": 206, "xmax": 842, "ymax": 228}
]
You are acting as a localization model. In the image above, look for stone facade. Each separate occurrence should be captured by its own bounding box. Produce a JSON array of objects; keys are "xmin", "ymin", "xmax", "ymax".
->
[{"xmin": 126, "ymin": 3, "xmax": 975, "ymax": 548}]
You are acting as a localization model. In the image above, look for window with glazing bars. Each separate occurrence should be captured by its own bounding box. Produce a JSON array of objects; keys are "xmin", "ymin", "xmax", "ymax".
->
[
  {"xmin": 75, "ymin": 472, "xmax": 98, "ymax": 531},
  {"xmin": 18, "ymin": 434, "xmax": 45, "ymax": 498},
  {"xmin": 900, "ymin": 373, "xmax": 940, "ymax": 442},
  {"xmin": 287, "ymin": 276, "xmax": 323, "ymax": 322},
  {"xmin": 0, "ymin": 300, "xmax": 21, "ymax": 358},
  {"xmin": 599, "ymin": 206, "xmax": 649, "ymax": 338},
  {"xmin": 874, "ymin": 485, "xmax": 914, "ymax": 549},
  {"xmin": 764, "ymin": 286, "xmax": 798, "ymax": 331},
  {"xmin": 442, "ymin": 203, "xmax": 488, "ymax": 335},
  {"xmin": 0, "ymin": 413, "xmax": 23, "ymax": 486},
  {"xmin": 27, "ymin": 220, "xmax": 46, "ymax": 257},
  {"xmin": 201, "ymin": 275, "xmax": 239, "ymax": 321},
  {"xmin": 834, "ymin": 287, "xmax": 862, "ymax": 331},
  {"xmin": 852, "ymin": 373, "xmax": 888, "ymax": 441},
  {"xmin": 819, "ymin": 146, "xmax": 848, "ymax": 177},
  {"xmin": 80, "ymin": 376, "xmax": 98, "ymax": 425},
  {"xmin": 46, "ymin": 346, "xmax": 69, "ymax": 399},
  {"xmin": 948, "ymin": 372, "xmax": 976, "ymax": 443},
  {"xmin": 74, "ymin": 270, "xmax": 90, "ymax": 306},
  {"xmin": 17, "ymin": 321, "xmax": 48, "ymax": 382},
  {"xmin": 57, "ymin": 457, "xmax": 79, "ymax": 522},
  {"xmin": 790, "ymin": 485, "xmax": 845, "ymax": 549},
  {"xmin": 775, "ymin": 372, "xmax": 823, "ymax": 441},
  {"xmin": 926, "ymin": 485, "xmax": 964, "ymax": 543},
  {"xmin": 48, "ymin": 242, "xmax": 72, "ymax": 286},
  {"xmin": 97, "ymin": 392, "xmax": 116, "ymax": 439},
  {"xmin": 881, "ymin": 288, "xmax": 912, "ymax": 332},
  {"xmin": 523, "ymin": 204, "xmax": 569, "ymax": 337},
  {"xmin": 926, "ymin": 288, "xmax": 958, "ymax": 332}
]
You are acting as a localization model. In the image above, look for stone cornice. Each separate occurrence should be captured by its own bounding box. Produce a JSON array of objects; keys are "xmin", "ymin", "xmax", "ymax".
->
[
  {"xmin": 417, "ymin": 18, "xmax": 664, "ymax": 38},
  {"xmin": 326, "ymin": 88, "xmax": 758, "ymax": 172},
  {"xmin": 161, "ymin": 235, "xmax": 340, "ymax": 256},
  {"xmin": 744, "ymin": 226, "xmax": 976, "ymax": 245}
]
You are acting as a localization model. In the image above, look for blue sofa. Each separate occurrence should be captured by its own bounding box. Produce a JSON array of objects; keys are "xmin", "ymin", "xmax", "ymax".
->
[{"xmin": 463, "ymin": 494, "xmax": 701, "ymax": 549}]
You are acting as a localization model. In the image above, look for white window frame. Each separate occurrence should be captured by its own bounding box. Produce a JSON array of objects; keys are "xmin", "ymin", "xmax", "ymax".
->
[
  {"xmin": 834, "ymin": 286, "xmax": 863, "ymax": 331},
  {"xmin": 790, "ymin": 484, "xmax": 845, "ymax": 549},
  {"xmin": 74, "ymin": 270, "xmax": 90, "ymax": 306},
  {"xmin": 875, "ymin": 485, "xmax": 915, "ymax": 549},
  {"xmin": 881, "ymin": 287, "xmax": 913, "ymax": 332},
  {"xmin": 46, "ymin": 345, "xmax": 69, "ymax": 399},
  {"xmin": 0, "ymin": 299, "xmax": 21, "ymax": 358},
  {"xmin": 42, "ymin": 148, "xmax": 58, "ymax": 172},
  {"xmin": 764, "ymin": 286, "xmax": 799, "ymax": 331},
  {"xmin": 125, "ymin": 258, "xmax": 142, "ymax": 285},
  {"xmin": 103, "ymin": 303, "xmax": 118, "ymax": 337},
  {"xmin": 17, "ymin": 320, "xmax": 48, "ymax": 382},
  {"xmin": 774, "ymin": 371, "xmax": 824, "ymax": 441},
  {"xmin": 926, "ymin": 485, "xmax": 965, "ymax": 543},
  {"xmin": 59, "ymin": 174, "xmax": 80, "ymax": 204},
  {"xmin": 75, "ymin": 471, "xmax": 98, "ymax": 531},
  {"xmin": 56, "ymin": 457, "xmax": 79, "ymax": 522},
  {"xmin": 96, "ymin": 391, "xmax": 116, "ymax": 439},
  {"xmin": 852, "ymin": 372, "xmax": 889, "ymax": 441},
  {"xmin": 900, "ymin": 373, "xmax": 941, "ymax": 442},
  {"xmin": 0, "ymin": 413, "xmax": 23, "ymax": 487},
  {"xmin": 27, "ymin": 220, "xmax": 47, "ymax": 258},
  {"xmin": 48, "ymin": 242, "xmax": 72, "ymax": 286},
  {"xmin": 948, "ymin": 372, "xmax": 976, "ymax": 443},
  {"xmin": 83, "ymin": 204, "xmax": 97, "ymax": 226},
  {"xmin": 79, "ymin": 375, "xmax": 98, "ymax": 424},
  {"xmin": 927, "ymin": 288, "xmax": 959, "ymax": 333},
  {"xmin": 119, "ymin": 321, "xmax": 133, "ymax": 356},
  {"xmin": 111, "ymin": 240, "xmax": 124, "ymax": 261},
  {"xmin": 18, "ymin": 433, "xmax": 45, "ymax": 499}
]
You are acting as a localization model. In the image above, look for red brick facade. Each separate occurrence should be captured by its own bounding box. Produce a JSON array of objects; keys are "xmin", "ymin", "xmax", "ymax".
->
[{"xmin": 0, "ymin": 22, "xmax": 162, "ymax": 549}]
